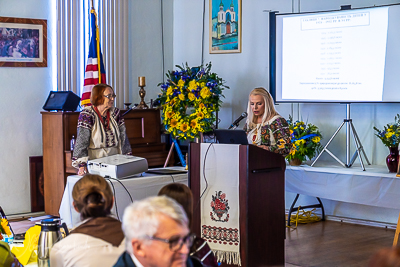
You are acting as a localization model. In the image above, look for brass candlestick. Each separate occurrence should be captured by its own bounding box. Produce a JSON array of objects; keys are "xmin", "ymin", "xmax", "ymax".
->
[{"xmin": 137, "ymin": 76, "xmax": 149, "ymax": 109}]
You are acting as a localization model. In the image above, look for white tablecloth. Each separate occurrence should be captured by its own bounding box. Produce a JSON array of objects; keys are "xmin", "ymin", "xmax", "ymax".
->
[
  {"xmin": 59, "ymin": 170, "xmax": 188, "ymax": 228},
  {"xmin": 285, "ymin": 164, "xmax": 400, "ymax": 209}
]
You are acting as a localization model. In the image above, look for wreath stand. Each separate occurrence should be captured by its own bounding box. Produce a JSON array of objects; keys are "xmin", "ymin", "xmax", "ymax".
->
[
  {"xmin": 163, "ymin": 133, "xmax": 204, "ymax": 168},
  {"xmin": 164, "ymin": 139, "xmax": 185, "ymax": 167}
]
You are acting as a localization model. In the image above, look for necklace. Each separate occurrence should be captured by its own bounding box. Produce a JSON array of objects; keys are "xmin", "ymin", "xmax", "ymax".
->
[{"xmin": 93, "ymin": 106, "xmax": 110, "ymax": 130}]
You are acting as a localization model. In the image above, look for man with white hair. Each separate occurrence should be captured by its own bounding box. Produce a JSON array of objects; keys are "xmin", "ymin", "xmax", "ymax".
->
[{"xmin": 113, "ymin": 196, "xmax": 195, "ymax": 267}]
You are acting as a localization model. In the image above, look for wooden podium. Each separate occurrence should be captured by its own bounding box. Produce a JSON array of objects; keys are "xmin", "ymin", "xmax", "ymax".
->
[{"xmin": 189, "ymin": 143, "xmax": 286, "ymax": 267}]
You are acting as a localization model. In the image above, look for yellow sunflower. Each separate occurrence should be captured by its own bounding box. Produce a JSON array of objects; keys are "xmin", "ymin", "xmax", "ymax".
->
[
  {"xmin": 197, "ymin": 111, "xmax": 204, "ymax": 119},
  {"xmin": 170, "ymin": 119, "xmax": 178, "ymax": 128},
  {"xmin": 180, "ymin": 122, "xmax": 189, "ymax": 132},
  {"xmin": 165, "ymin": 111, "xmax": 174, "ymax": 119},
  {"xmin": 190, "ymin": 120, "xmax": 198, "ymax": 128}
]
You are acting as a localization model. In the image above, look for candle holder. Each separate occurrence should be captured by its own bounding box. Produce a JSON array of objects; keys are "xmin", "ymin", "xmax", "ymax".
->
[
  {"xmin": 137, "ymin": 86, "xmax": 149, "ymax": 109},
  {"xmin": 137, "ymin": 76, "xmax": 149, "ymax": 109}
]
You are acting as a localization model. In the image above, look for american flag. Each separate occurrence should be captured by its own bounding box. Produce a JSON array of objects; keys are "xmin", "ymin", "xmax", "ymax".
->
[{"xmin": 81, "ymin": 8, "xmax": 106, "ymax": 106}]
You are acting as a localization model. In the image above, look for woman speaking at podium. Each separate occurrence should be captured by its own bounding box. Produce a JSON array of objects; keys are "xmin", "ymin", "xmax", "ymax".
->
[
  {"xmin": 72, "ymin": 84, "xmax": 132, "ymax": 176},
  {"xmin": 244, "ymin": 87, "xmax": 291, "ymax": 157}
]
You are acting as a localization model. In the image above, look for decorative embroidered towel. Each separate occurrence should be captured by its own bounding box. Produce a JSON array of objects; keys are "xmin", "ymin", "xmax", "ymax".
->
[{"xmin": 200, "ymin": 144, "xmax": 241, "ymax": 266}]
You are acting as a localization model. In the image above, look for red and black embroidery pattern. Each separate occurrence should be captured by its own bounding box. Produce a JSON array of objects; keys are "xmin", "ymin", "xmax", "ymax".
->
[
  {"xmin": 201, "ymin": 225, "xmax": 239, "ymax": 246},
  {"xmin": 210, "ymin": 191, "xmax": 230, "ymax": 222}
]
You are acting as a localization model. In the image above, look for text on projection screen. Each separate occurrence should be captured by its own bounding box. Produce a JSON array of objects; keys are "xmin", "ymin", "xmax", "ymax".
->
[{"xmin": 281, "ymin": 7, "xmax": 388, "ymax": 102}]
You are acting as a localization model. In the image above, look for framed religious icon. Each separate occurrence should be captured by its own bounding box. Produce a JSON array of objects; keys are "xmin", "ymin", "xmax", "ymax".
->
[
  {"xmin": 209, "ymin": 0, "xmax": 242, "ymax": 54},
  {"xmin": 0, "ymin": 16, "xmax": 47, "ymax": 67}
]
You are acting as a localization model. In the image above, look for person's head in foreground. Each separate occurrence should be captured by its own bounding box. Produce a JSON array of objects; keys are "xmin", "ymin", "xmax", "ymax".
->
[
  {"xmin": 369, "ymin": 246, "xmax": 400, "ymax": 267},
  {"xmin": 121, "ymin": 196, "xmax": 193, "ymax": 267},
  {"xmin": 72, "ymin": 173, "xmax": 114, "ymax": 220},
  {"xmin": 158, "ymin": 183, "xmax": 193, "ymax": 228}
]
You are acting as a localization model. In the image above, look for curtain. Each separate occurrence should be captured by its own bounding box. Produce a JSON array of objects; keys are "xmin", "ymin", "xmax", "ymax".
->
[
  {"xmin": 57, "ymin": 0, "xmax": 83, "ymax": 94},
  {"xmin": 57, "ymin": 0, "xmax": 129, "ymax": 108}
]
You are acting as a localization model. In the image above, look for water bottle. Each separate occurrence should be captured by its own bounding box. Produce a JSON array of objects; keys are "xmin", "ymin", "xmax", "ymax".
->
[{"xmin": 70, "ymin": 135, "xmax": 76, "ymax": 151}]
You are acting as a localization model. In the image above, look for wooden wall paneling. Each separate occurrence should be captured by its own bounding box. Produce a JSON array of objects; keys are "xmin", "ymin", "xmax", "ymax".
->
[{"xmin": 29, "ymin": 156, "xmax": 44, "ymax": 212}]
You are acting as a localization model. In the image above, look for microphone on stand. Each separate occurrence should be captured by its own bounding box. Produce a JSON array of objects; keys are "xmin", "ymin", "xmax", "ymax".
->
[{"xmin": 228, "ymin": 112, "xmax": 248, "ymax": 130}]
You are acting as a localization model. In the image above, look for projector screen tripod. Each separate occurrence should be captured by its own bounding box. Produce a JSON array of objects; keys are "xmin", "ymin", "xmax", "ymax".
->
[{"xmin": 311, "ymin": 104, "xmax": 371, "ymax": 171}]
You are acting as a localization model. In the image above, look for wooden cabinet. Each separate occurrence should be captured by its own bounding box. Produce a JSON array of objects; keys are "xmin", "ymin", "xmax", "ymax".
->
[
  {"xmin": 41, "ymin": 111, "xmax": 79, "ymax": 216},
  {"xmin": 41, "ymin": 109, "xmax": 172, "ymax": 215},
  {"xmin": 123, "ymin": 109, "xmax": 173, "ymax": 167}
]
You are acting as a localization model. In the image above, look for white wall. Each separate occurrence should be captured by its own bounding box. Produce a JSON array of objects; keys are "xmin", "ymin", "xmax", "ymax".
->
[
  {"xmin": 128, "ymin": 0, "xmax": 174, "ymax": 107},
  {"xmin": 173, "ymin": 0, "xmax": 400, "ymax": 224},
  {"xmin": 0, "ymin": 0, "xmax": 56, "ymax": 214}
]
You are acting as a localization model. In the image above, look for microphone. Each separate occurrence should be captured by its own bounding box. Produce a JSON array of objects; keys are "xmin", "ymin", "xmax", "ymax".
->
[{"xmin": 228, "ymin": 112, "xmax": 248, "ymax": 130}]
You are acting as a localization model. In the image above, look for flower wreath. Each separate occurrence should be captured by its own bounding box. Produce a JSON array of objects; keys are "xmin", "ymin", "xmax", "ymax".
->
[{"xmin": 156, "ymin": 63, "xmax": 229, "ymax": 140}]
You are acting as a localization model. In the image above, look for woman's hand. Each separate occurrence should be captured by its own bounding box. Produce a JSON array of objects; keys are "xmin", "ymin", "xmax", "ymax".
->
[{"xmin": 78, "ymin": 166, "xmax": 87, "ymax": 176}]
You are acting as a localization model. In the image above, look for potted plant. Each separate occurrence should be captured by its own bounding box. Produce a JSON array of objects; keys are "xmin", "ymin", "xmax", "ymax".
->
[
  {"xmin": 373, "ymin": 114, "xmax": 400, "ymax": 172},
  {"xmin": 286, "ymin": 116, "xmax": 323, "ymax": 166}
]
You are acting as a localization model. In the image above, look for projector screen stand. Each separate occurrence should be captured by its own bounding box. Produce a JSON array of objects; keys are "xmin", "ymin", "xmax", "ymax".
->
[{"xmin": 311, "ymin": 104, "xmax": 371, "ymax": 171}]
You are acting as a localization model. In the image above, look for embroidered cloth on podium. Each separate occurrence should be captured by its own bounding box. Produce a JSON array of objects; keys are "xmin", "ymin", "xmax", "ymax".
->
[{"xmin": 200, "ymin": 143, "xmax": 241, "ymax": 266}]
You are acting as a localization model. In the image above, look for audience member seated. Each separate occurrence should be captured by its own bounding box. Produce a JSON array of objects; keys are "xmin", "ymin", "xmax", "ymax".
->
[
  {"xmin": 369, "ymin": 246, "xmax": 400, "ymax": 267},
  {"xmin": 50, "ymin": 174, "xmax": 125, "ymax": 267},
  {"xmin": 0, "ymin": 241, "xmax": 23, "ymax": 267},
  {"xmin": 113, "ymin": 196, "xmax": 194, "ymax": 267},
  {"xmin": 158, "ymin": 183, "xmax": 218, "ymax": 267}
]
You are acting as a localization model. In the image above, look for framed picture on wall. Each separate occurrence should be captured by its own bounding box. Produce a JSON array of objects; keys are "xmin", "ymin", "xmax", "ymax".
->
[
  {"xmin": 0, "ymin": 16, "xmax": 47, "ymax": 67},
  {"xmin": 209, "ymin": 0, "xmax": 242, "ymax": 54}
]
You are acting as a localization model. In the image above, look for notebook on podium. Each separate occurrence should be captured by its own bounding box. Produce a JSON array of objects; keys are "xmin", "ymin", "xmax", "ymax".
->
[{"xmin": 214, "ymin": 129, "xmax": 249, "ymax": 145}]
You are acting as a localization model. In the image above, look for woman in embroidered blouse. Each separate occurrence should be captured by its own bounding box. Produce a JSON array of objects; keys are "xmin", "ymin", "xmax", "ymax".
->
[
  {"xmin": 244, "ymin": 87, "xmax": 291, "ymax": 157},
  {"xmin": 72, "ymin": 84, "xmax": 132, "ymax": 176}
]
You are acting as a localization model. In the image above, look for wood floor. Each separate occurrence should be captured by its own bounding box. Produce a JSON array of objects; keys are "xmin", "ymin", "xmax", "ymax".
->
[{"xmin": 285, "ymin": 220, "xmax": 395, "ymax": 267}]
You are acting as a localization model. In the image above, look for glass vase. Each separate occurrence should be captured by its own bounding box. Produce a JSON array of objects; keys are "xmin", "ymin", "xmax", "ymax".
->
[{"xmin": 386, "ymin": 146, "xmax": 399, "ymax": 173}]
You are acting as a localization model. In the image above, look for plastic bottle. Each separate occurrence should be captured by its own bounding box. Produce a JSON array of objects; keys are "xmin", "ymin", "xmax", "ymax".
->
[{"xmin": 70, "ymin": 135, "xmax": 76, "ymax": 151}]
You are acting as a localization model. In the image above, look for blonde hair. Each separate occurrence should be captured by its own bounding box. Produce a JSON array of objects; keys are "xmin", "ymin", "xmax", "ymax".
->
[{"xmin": 246, "ymin": 87, "xmax": 278, "ymax": 129}]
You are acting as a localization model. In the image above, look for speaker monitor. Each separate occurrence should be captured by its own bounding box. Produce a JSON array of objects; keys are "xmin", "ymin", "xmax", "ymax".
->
[{"xmin": 43, "ymin": 91, "xmax": 81, "ymax": 111}]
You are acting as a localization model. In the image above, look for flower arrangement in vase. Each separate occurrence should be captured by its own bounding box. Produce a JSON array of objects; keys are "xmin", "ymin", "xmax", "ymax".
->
[
  {"xmin": 155, "ymin": 63, "xmax": 229, "ymax": 140},
  {"xmin": 285, "ymin": 116, "xmax": 323, "ymax": 165},
  {"xmin": 373, "ymin": 114, "xmax": 400, "ymax": 172}
]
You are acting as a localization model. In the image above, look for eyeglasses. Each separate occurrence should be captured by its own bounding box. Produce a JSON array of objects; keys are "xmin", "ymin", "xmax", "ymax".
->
[
  {"xmin": 145, "ymin": 233, "xmax": 195, "ymax": 252},
  {"xmin": 104, "ymin": 94, "xmax": 116, "ymax": 99}
]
